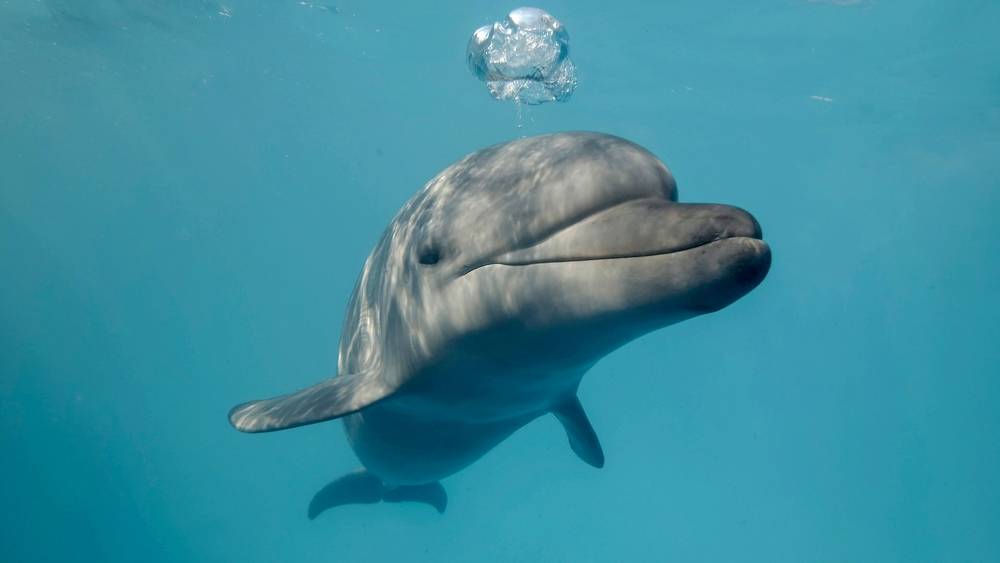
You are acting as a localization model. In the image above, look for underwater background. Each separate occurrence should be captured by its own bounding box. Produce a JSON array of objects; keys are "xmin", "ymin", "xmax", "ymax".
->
[{"xmin": 2, "ymin": 1, "xmax": 998, "ymax": 561}]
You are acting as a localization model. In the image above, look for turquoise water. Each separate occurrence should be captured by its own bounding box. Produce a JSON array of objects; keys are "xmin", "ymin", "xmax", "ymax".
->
[{"xmin": 2, "ymin": 1, "xmax": 998, "ymax": 561}]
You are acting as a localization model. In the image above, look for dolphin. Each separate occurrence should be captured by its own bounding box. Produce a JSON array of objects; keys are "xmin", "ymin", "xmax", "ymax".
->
[{"xmin": 229, "ymin": 132, "xmax": 771, "ymax": 518}]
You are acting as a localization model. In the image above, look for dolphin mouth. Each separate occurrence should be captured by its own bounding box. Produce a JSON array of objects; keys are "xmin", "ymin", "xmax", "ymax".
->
[
  {"xmin": 461, "ymin": 197, "xmax": 765, "ymax": 275},
  {"xmin": 464, "ymin": 237, "xmax": 770, "ymax": 281},
  {"xmin": 484, "ymin": 235, "xmax": 767, "ymax": 268}
]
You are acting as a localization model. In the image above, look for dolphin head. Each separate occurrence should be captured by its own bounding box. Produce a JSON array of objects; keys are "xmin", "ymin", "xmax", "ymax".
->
[{"xmin": 340, "ymin": 133, "xmax": 770, "ymax": 381}]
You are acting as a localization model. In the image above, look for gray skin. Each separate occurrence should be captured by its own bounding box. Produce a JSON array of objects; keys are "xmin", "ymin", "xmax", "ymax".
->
[{"xmin": 229, "ymin": 132, "xmax": 771, "ymax": 516}]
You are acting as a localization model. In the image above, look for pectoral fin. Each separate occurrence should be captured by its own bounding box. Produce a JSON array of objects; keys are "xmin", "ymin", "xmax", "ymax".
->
[
  {"xmin": 229, "ymin": 370, "xmax": 392, "ymax": 433},
  {"xmin": 553, "ymin": 396, "xmax": 605, "ymax": 468}
]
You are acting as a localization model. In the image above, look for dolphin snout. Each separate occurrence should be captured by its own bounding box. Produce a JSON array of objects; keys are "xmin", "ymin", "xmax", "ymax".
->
[
  {"xmin": 725, "ymin": 205, "xmax": 762, "ymax": 240},
  {"xmin": 481, "ymin": 198, "xmax": 765, "ymax": 268},
  {"xmin": 683, "ymin": 236, "xmax": 771, "ymax": 313},
  {"xmin": 679, "ymin": 203, "xmax": 762, "ymax": 245}
]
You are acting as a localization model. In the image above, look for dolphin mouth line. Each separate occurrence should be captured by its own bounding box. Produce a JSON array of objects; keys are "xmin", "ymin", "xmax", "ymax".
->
[{"xmin": 461, "ymin": 235, "xmax": 765, "ymax": 276}]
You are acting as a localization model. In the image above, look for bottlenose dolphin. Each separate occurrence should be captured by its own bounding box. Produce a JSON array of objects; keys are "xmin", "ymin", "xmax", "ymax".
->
[{"xmin": 229, "ymin": 132, "xmax": 770, "ymax": 518}]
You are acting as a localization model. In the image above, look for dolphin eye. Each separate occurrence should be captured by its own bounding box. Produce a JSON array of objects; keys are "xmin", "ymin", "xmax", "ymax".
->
[{"xmin": 418, "ymin": 246, "xmax": 441, "ymax": 265}]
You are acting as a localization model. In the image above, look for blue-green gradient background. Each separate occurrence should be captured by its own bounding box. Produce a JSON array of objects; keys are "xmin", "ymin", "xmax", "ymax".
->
[{"xmin": 2, "ymin": 1, "xmax": 998, "ymax": 561}]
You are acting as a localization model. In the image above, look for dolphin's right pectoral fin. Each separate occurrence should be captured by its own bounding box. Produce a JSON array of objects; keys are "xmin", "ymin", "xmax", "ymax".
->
[
  {"xmin": 553, "ymin": 395, "xmax": 605, "ymax": 468},
  {"xmin": 229, "ymin": 370, "xmax": 393, "ymax": 433}
]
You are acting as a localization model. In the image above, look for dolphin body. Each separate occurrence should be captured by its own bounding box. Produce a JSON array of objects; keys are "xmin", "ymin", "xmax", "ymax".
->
[{"xmin": 229, "ymin": 132, "xmax": 771, "ymax": 517}]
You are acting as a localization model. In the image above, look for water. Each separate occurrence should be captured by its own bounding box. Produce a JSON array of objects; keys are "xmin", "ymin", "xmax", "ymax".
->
[{"xmin": 1, "ymin": 1, "xmax": 998, "ymax": 561}]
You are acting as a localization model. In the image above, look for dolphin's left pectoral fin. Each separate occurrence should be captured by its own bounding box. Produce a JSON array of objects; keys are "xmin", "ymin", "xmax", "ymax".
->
[
  {"xmin": 552, "ymin": 396, "xmax": 605, "ymax": 468},
  {"xmin": 229, "ymin": 370, "xmax": 392, "ymax": 433}
]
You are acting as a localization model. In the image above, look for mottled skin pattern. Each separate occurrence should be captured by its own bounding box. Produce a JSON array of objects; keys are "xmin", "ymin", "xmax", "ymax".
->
[{"xmin": 231, "ymin": 132, "xmax": 771, "ymax": 500}]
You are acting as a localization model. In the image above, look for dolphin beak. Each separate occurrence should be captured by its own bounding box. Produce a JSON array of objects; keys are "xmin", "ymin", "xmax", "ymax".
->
[
  {"xmin": 457, "ymin": 197, "xmax": 770, "ymax": 319},
  {"xmin": 451, "ymin": 197, "xmax": 770, "ymax": 352},
  {"xmin": 487, "ymin": 198, "xmax": 764, "ymax": 266}
]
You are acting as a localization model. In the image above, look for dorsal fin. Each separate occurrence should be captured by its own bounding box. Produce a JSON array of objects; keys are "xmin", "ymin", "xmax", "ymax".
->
[
  {"xmin": 229, "ymin": 370, "xmax": 392, "ymax": 433},
  {"xmin": 552, "ymin": 395, "xmax": 605, "ymax": 468}
]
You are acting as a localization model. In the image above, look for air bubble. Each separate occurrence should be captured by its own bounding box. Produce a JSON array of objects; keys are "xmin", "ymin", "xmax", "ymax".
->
[{"xmin": 466, "ymin": 7, "xmax": 577, "ymax": 105}]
